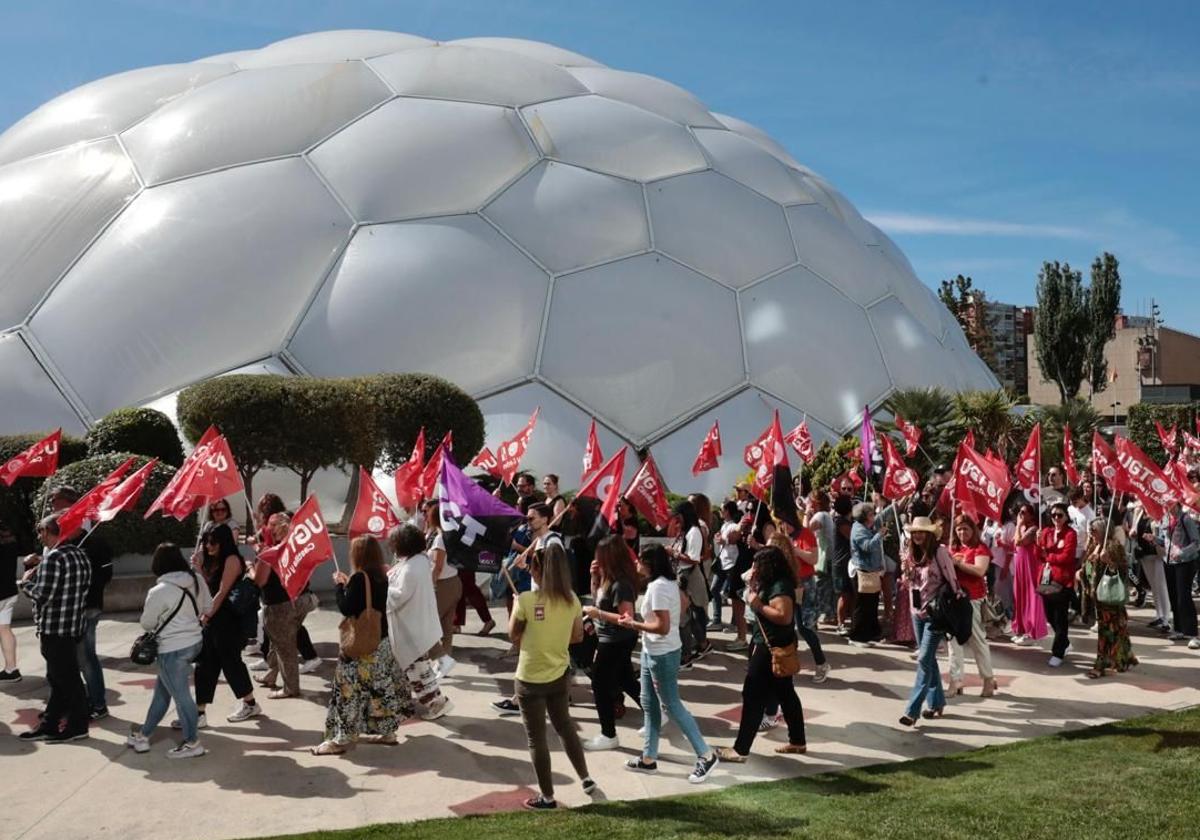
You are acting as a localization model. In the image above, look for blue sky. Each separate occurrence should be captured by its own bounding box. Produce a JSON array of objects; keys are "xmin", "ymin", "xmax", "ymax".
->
[{"xmin": 2, "ymin": 1, "xmax": 1197, "ymax": 329}]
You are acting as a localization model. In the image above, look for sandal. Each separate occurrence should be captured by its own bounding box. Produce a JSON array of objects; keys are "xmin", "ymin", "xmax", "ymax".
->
[
  {"xmin": 774, "ymin": 743, "xmax": 807, "ymax": 754},
  {"xmin": 715, "ymin": 747, "xmax": 747, "ymax": 763},
  {"xmin": 254, "ymin": 677, "xmax": 279, "ymax": 689},
  {"xmin": 1085, "ymin": 669, "xmax": 1103, "ymax": 679},
  {"xmin": 921, "ymin": 707, "xmax": 945, "ymax": 719},
  {"xmin": 310, "ymin": 740, "xmax": 346, "ymax": 756}
]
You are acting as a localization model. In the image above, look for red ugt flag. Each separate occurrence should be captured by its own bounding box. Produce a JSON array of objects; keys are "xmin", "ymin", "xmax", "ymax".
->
[
  {"xmin": 1114, "ymin": 436, "xmax": 1176, "ymax": 521},
  {"xmin": 177, "ymin": 435, "xmax": 243, "ymax": 502},
  {"xmin": 582, "ymin": 419, "xmax": 604, "ymax": 482},
  {"xmin": 145, "ymin": 426, "xmax": 219, "ymax": 520},
  {"xmin": 953, "ymin": 441, "xmax": 1011, "ymax": 522},
  {"xmin": 418, "ymin": 433, "xmax": 453, "ymax": 501},
  {"xmin": 625, "ymin": 452, "xmax": 671, "ymax": 530},
  {"xmin": 1, "ymin": 429, "xmax": 62, "ymax": 486},
  {"xmin": 497, "ymin": 408, "xmax": 539, "ymax": 484},
  {"xmin": 1091, "ymin": 432, "xmax": 1129, "ymax": 496},
  {"xmin": 894, "ymin": 415, "xmax": 922, "ymax": 458},
  {"xmin": 578, "ymin": 447, "xmax": 627, "ymax": 527},
  {"xmin": 752, "ymin": 411, "xmax": 788, "ymax": 500},
  {"xmin": 1015, "ymin": 423, "xmax": 1041, "ymax": 493},
  {"xmin": 880, "ymin": 435, "xmax": 918, "ymax": 500},
  {"xmin": 1062, "ymin": 423, "xmax": 1080, "ymax": 485},
  {"xmin": 784, "ymin": 421, "xmax": 815, "ymax": 464},
  {"xmin": 393, "ymin": 427, "xmax": 426, "ymax": 511},
  {"xmin": 691, "ymin": 421, "xmax": 722, "ymax": 476},
  {"xmin": 1156, "ymin": 421, "xmax": 1179, "ymax": 456},
  {"xmin": 470, "ymin": 446, "xmax": 504, "ymax": 479},
  {"xmin": 348, "ymin": 467, "xmax": 401, "ymax": 542},
  {"xmin": 257, "ymin": 495, "xmax": 335, "ymax": 600},
  {"xmin": 58, "ymin": 456, "xmax": 139, "ymax": 539},
  {"xmin": 94, "ymin": 459, "xmax": 158, "ymax": 523}
]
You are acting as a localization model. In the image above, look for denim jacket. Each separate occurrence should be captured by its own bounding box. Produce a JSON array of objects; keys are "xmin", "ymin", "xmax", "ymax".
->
[{"xmin": 850, "ymin": 521, "xmax": 884, "ymax": 573}]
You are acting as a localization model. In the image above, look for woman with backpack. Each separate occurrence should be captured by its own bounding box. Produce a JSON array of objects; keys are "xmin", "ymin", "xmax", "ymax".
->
[
  {"xmin": 312, "ymin": 536, "xmax": 413, "ymax": 755},
  {"xmin": 899, "ymin": 517, "xmax": 961, "ymax": 727},
  {"xmin": 126, "ymin": 543, "xmax": 212, "ymax": 758}
]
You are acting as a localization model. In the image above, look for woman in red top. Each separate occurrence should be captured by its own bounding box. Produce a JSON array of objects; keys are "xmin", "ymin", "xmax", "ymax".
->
[
  {"xmin": 1038, "ymin": 502, "xmax": 1077, "ymax": 666},
  {"xmin": 945, "ymin": 515, "xmax": 996, "ymax": 697}
]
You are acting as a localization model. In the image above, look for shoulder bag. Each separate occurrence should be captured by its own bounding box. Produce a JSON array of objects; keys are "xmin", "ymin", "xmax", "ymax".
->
[
  {"xmin": 1036, "ymin": 561, "xmax": 1065, "ymax": 596},
  {"xmin": 1095, "ymin": 569, "xmax": 1128, "ymax": 606},
  {"xmin": 856, "ymin": 569, "xmax": 882, "ymax": 594},
  {"xmin": 130, "ymin": 586, "xmax": 198, "ymax": 666},
  {"xmin": 339, "ymin": 572, "xmax": 382, "ymax": 659},
  {"xmin": 753, "ymin": 592, "xmax": 800, "ymax": 677},
  {"xmin": 925, "ymin": 549, "xmax": 973, "ymax": 644}
]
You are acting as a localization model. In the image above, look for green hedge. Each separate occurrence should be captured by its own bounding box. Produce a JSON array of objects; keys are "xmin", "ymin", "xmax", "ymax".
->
[
  {"xmin": 1127, "ymin": 403, "xmax": 1196, "ymax": 465},
  {"xmin": 33, "ymin": 453, "xmax": 197, "ymax": 556},
  {"xmin": 0, "ymin": 432, "xmax": 89, "ymax": 552},
  {"xmin": 87, "ymin": 407, "xmax": 184, "ymax": 466},
  {"xmin": 357, "ymin": 373, "xmax": 484, "ymax": 473}
]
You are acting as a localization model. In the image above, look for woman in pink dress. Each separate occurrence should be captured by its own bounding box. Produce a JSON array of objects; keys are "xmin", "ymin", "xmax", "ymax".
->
[{"xmin": 1010, "ymin": 503, "xmax": 1047, "ymax": 644}]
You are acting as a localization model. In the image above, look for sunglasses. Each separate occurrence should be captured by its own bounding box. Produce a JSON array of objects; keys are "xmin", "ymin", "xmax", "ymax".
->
[{"xmin": 1052, "ymin": 512, "xmax": 1066, "ymax": 519}]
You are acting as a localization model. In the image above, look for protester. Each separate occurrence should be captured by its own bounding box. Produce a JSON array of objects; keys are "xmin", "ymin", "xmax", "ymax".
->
[
  {"xmin": 716, "ymin": 545, "xmax": 808, "ymax": 762},
  {"xmin": 17, "ymin": 515, "xmax": 92, "ymax": 742},
  {"xmin": 1039, "ymin": 503, "xmax": 1078, "ymax": 667},
  {"xmin": 1160, "ymin": 500, "xmax": 1200, "ymax": 647},
  {"xmin": 617, "ymin": 497, "xmax": 641, "ymax": 556},
  {"xmin": 0, "ymin": 519, "xmax": 22, "ymax": 682},
  {"xmin": 250, "ymin": 512, "xmax": 314, "ymax": 699},
  {"xmin": 207, "ymin": 498, "xmax": 241, "ymax": 543},
  {"xmin": 618, "ymin": 544, "xmax": 719, "ymax": 784},
  {"xmin": 194, "ymin": 523, "xmax": 260, "ymax": 725},
  {"xmin": 1010, "ymin": 502, "xmax": 1047, "ymax": 645},
  {"xmin": 806, "ymin": 490, "xmax": 837, "ymax": 627},
  {"xmin": 424, "ymin": 500, "xmax": 462, "ymax": 676},
  {"xmin": 847, "ymin": 503, "xmax": 884, "ymax": 645},
  {"xmin": 386, "ymin": 524, "xmax": 451, "ymax": 720},
  {"xmin": 1129, "ymin": 500, "xmax": 1171, "ymax": 631},
  {"xmin": 541, "ymin": 474, "xmax": 567, "ymax": 520},
  {"xmin": 126, "ymin": 543, "xmax": 211, "ymax": 758},
  {"xmin": 899, "ymin": 517, "xmax": 961, "ymax": 726},
  {"xmin": 454, "ymin": 565, "xmax": 496, "ymax": 637},
  {"xmin": 513, "ymin": 473, "xmax": 539, "ymax": 514},
  {"xmin": 510, "ymin": 543, "xmax": 597, "ymax": 809},
  {"xmin": 946, "ymin": 514, "xmax": 996, "ymax": 697},
  {"xmin": 831, "ymin": 495, "xmax": 855, "ymax": 632},
  {"xmin": 313, "ymin": 536, "xmax": 412, "ymax": 755},
  {"xmin": 1086, "ymin": 520, "xmax": 1137, "ymax": 677},
  {"xmin": 581, "ymin": 535, "xmax": 642, "ymax": 750},
  {"xmin": 778, "ymin": 519, "xmax": 830, "ymax": 682},
  {"xmin": 1068, "ymin": 486, "xmax": 1097, "ymax": 626},
  {"xmin": 668, "ymin": 500, "xmax": 711, "ymax": 663},
  {"xmin": 711, "ymin": 501, "xmax": 742, "ymax": 635}
]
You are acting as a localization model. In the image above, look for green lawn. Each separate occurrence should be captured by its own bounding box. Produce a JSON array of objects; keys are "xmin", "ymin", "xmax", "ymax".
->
[{"xmin": 267, "ymin": 707, "xmax": 1200, "ymax": 840}]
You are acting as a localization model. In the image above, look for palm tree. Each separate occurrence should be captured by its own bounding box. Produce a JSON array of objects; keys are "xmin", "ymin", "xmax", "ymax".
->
[
  {"xmin": 952, "ymin": 390, "xmax": 1017, "ymax": 461},
  {"xmin": 1035, "ymin": 399, "xmax": 1100, "ymax": 468},
  {"xmin": 882, "ymin": 387, "xmax": 956, "ymax": 468}
]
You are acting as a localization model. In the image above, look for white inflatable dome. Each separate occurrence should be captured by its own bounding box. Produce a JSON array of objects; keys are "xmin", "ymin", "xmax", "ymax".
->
[{"xmin": 0, "ymin": 29, "xmax": 996, "ymax": 496}]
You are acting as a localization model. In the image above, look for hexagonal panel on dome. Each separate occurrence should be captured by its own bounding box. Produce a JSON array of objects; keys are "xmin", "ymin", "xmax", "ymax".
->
[
  {"xmin": 711, "ymin": 112, "xmax": 803, "ymax": 170},
  {"xmin": 122, "ymin": 63, "xmax": 392, "ymax": 185},
  {"xmin": 867, "ymin": 296, "xmax": 954, "ymax": 389},
  {"xmin": 541, "ymin": 254, "xmax": 744, "ymax": 440},
  {"xmin": 28, "ymin": 158, "xmax": 352, "ymax": 419},
  {"xmin": 648, "ymin": 171, "xmax": 795, "ymax": 289},
  {"xmin": 236, "ymin": 30, "xmax": 433, "ymax": 68},
  {"xmin": 0, "ymin": 63, "xmax": 235, "ymax": 168},
  {"xmin": 446, "ymin": 37, "xmax": 603, "ymax": 68},
  {"xmin": 804, "ymin": 173, "xmax": 878, "ymax": 246},
  {"xmin": 309, "ymin": 97, "xmax": 538, "ymax": 222},
  {"xmin": 742, "ymin": 265, "xmax": 891, "ymax": 429},
  {"xmin": 194, "ymin": 50, "xmax": 257, "ymax": 66},
  {"xmin": 482, "ymin": 160, "xmax": 649, "ymax": 273},
  {"xmin": 289, "ymin": 216, "xmax": 548, "ymax": 395},
  {"xmin": 368, "ymin": 45, "xmax": 588, "ymax": 107},
  {"xmin": 692, "ymin": 128, "xmax": 815, "ymax": 205},
  {"xmin": 565, "ymin": 67, "xmax": 722, "ymax": 127},
  {"xmin": 0, "ymin": 332, "xmax": 85, "ymax": 433},
  {"xmin": 522, "ymin": 95, "xmax": 707, "ymax": 182},
  {"xmin": 785, "ymin": 204, "xmax": 890, "ymax": 305},
  {"xmin": 868, "ymin": 225, "xmax": 945, "ymax": 340},
  {"xmin": 0, "ymin": 139, "xmax": 140, "ymax": 330}
]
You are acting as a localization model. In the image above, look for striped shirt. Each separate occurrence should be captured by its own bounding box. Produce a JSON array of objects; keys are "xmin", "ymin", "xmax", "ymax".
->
[{"xmin": 21, "ymin": 543, "xmax": 92, "ymax": 637}]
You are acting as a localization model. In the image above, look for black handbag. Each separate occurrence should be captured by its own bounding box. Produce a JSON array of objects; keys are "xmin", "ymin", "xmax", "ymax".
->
[
  {"xmin": 1036, "ymin": 562, "xmax": 1065, "ymax": 597},
  {"xmin": 130, "ymin": 586, "xmax": 198, "ymax": 666},
  {"xmin": 225, "ymin": 577, "xmax": 261, "ymax": 640},
  {"xmin": 927, "ymin": 588, "xmax": 973, "ymax": 645}
]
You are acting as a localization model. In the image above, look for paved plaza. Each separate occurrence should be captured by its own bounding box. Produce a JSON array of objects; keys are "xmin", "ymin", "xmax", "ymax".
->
[{"xmin": 1, "ymin": 604, "xmax": 1197, "ymax": 840}]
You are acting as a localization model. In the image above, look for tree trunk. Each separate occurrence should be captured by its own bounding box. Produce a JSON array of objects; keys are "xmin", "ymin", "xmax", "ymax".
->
[{"xmin": 300, "ymin": 471, "xmax": 313, "ymax": 502}]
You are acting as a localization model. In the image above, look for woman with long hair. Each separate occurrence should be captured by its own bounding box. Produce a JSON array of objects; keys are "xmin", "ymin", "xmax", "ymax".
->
[
  {"xmin": 1010, "ymin": 502, "xmax": 1047, "ymax": 645},
  {"xmin": 1039, "ymin": 502, "xmax": 1078, "ymax": 667},
  {"xmin": 206, "ymin": 498, "xmax": 240, "ymax": 543},
  {"xmin": 618, "ymin": 544, "xmax": 719, "ymax": 784},
  {"xmin": 617, "ymin": 497, "xmax": 641, "ymax": 556},
  {"xmin": 581, "ymin": 535, "xmax": 642, "ymax": 750},
  {"xmin": 126, "ymin": 543, "xmax": 212, "ymax": 758},
  {"xmin": 668, "ymin": 500, "xmax": 711, "ymax": 662},
  {"xmin": 386, "ymin": 525, "xmax": 452, "ymax": 720},
  {"xmin": 193, "ymin": 523, "xmax": 259, "ymax": 724},
  {"xmin": 510, "ymin": 543, "xmax": 597, "ymax": 810},
  {"xmin": 899, "ymin": 517, "xmax": 962, "ymax": 726},
  {"xmin": 1087, "ymin": 519, "xmax": 1137, "ymax": 678},
  {"xmin": 713, "ymin": 500, "xmax": 748, "ymax": 649},
  {"xmin": 313, "ymin": 536, "xmax": 413, "ymax": 755},
  {"xmin": 424, "ymin": 500, "xmax": 463, "ymax": 677},
  {"xmin": 946, "ymin": 514, "xmax": 996, "ymax": 697}
]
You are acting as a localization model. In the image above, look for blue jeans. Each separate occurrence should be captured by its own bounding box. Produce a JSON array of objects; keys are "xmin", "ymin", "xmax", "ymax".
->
[
  {"xmin": 75, "ymin": 608, "xmax": 106, "ymax": 712},
  {"xmin": 142, "ymin": 642, "xmax": 203, "ymax": 742},
  {"xmin": 905, "ymin": 616, "xmax": 946, "ymax": 719},
  {"xmin": 640, "ymin": 648, "xmax": 709, "ymax": 761}
]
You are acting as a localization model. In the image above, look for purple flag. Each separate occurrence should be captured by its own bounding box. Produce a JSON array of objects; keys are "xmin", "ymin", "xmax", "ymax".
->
[
  {"xmin": 860, "ymin": 405, "xmax": 880, "ymax": 483},
  {"xmin": 436, "ymin": 455, "xmax": 523, "ymax": 573}
]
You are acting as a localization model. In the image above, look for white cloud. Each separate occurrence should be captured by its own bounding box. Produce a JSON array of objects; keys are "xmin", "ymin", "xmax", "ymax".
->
[{"xmin": 866, "ymin": 211, "xmax": 1090, "ymax": 239}]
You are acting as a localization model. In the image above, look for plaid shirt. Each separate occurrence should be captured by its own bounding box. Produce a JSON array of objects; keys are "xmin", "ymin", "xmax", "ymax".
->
[{"xmin": 21, "ymin": 543, "xmax": 92, "ymax": 637}]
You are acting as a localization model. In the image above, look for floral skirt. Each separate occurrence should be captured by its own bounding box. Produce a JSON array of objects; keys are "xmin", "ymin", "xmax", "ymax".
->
[
  {"xmin": 324, "ymin": 637, "xmax": 414, "ymax": 743},
  {"xmin": 1093, "ymin": 605, "xmax": 1136, "ymax": 672}
]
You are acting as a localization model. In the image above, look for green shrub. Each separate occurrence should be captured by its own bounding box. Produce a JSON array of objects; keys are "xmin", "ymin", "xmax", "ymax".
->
[
  {"xmin": 87, "ymin": 407, "xmax": 184, "ymax": 466},
  {"xmin": 357, "ymin": 373, "xmax": 485, "ymax": 472},
  {"xmin": 33, "ymin": 453, "xmax": 196, "ymax": 556},
  {"xmin": 1035, "ymin": 400, "xmax": 1101, "ymax": 469},
  {"xmin": 275, "ymin": 377, "xmax": 372, "ymax": 500},
  {"xmin": 809, "ymin": 436, "xmax": 864, "ymax": 494},
  {"xmin": 0, "ymin": 432, "xmax": 89, "ymax": 552},
  {"xmin": 1127, "ymin": 403, "xmax": 1195, "ymax": 465}
]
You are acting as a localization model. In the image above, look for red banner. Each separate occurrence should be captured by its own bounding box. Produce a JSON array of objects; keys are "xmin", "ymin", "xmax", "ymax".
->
[
  {"xmin": 497, "ymin": 408, "xmax": 539, "ymax": 484},
  {"xmin": 952, "ymin": 441, "xmax": 1011, "ymax": 521},
  {"xmin": 1015, "ymin": 423, "xmax": 1041, "ymax": 492},
  {"xmin": 470, "ymin": 446, "xmax": 503, "ymax": 479},
  {"xmin": 624, "ymin": 452, "xmax": 671, "ymax": 530},
  {"xmin": 1183, "ymin": 430, "xmax": 1200, "ymax": 454},
  {"xmin": 418, "ymin": 434, "xmax": 452, "ymax": 501},
  {"xmin": 1091, "ymin": 432, "xmax": 1129, "ymax": 496},
  {"xmin": 94, "ymin": 459, "xmax": 158, "ymax": 523},
  {"xmin": 691, "ymin": 421, "xmax": 722, "ymax": 476},
  {"xmin": 1063, "ymin": 423, "xmax": 1080, "ymax": 485},
  {"xmin": 752, "ymin": 411, "xmax": 788, "ymax": 500},
  {"xmin": 348, "ymin": 467, "xmax": 401, "ymax": 542},
  {"xmin": 578, "ymin": 447, "xmax": 626, "ymax": 526},
  {"xmin": 145, "ymin": 426, "xmax": 219, "ymax": 520},
  {"xmin": 1156, "ymin": 421, "xmax": 1179, "ymax": 456},
  {"xmin": 582, "ymin": 419, "xmax": 604, "ymax": 482},
  {"xmin": 1, "ymin": 429, "xmax": 62, "ymax": 486},
  {"xmin": 743, "ymin": 423, "xmax": 771, "ymax": 469},
  {"xmin": 894, "ymin": 415, "xmax": 922, "ymax": 458},
  {"xmin": 880, "ymin": 434, "xmax": 918, "ymax": 500},
  {"xmin": 1114, "ymin": 436, "xmax": 1176, "ymax": 521},
  {"xmin": 784, "ymin": 421, "xmax": 815, "ymax": 464},
  {"xmin": 58, "ymin": 456, "xmax": 138, "ymax": 539},
  {"xmin": 393, "ymin": 427, "xmax": 426, "ymax": 510},
  {"xmin": 257, "ymin": 495, "xmax": 335, "ymax": 600},
  {"xmin": 175, "ymin": 435, "xmax": 243, "ymax": 502}
]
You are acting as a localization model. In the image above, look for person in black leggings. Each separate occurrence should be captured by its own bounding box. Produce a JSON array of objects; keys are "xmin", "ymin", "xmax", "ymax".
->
[
  {"xmin": 581, "ymin": 536, "xmax": 642, "ymax": 750},
  {"xmin": 194, "ymin": 524, "xmax": 260, "ymax": 724}
]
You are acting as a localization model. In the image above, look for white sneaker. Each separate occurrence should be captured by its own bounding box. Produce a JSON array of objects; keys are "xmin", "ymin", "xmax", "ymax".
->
[
  {"xmin": 1048, "ymin": 656, "xmax": 1063, "ymax": 668},
  {"xmin": 226, "ymin": 702, "xmax": 262, "ymax": 723},
  {"xmin": 1188, "ymin": 638, "xmax": 1200, "ymax": 650},
  {"xmin": 813, "ymin": 663, "xmax": 831, "ymax": 684},
  {"xmin": 419, "ymin": 696, "xmax": 453, "ymax": 721},
  {"xmin": 126, "ymin": 728, "xmax": 150, "ymax": 754},
  {"xmin": 299, "ymin": 658, "xmax": 322, "ymax": 674},
  {"xmin": 583, "ymin": 733, "xmax": 619, "ymax": 751},
  {"xmin": 1064, "ymin": 643, "xmax": 1073, "ymax": 656},
  {"xmin": 1010, "ymin": 634, "xmax": 1026, "ymax": 645},
  {"xmin": 166, "ymin": 740, "xmax": 207, "ymax": 759},
  {"xmin": 170, "ymin": 713, "xmax": 207, "ymax": 731},
  {"xmin": 437, "ymin": 655, "xmax": 456, "ymax": 678},
  {"xmin": 248, "ymin": 659, "xmax": 269, "ymax": 672},
  {"xmin": 758, "ymin": 714, "xmax": 778, "ymax": 732}
]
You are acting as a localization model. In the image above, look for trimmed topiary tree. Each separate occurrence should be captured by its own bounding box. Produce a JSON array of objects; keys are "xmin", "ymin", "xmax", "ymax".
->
[
  {"xmin": 33, "ymin": 453, "xmax": 196, "ymax": 556},
  {"xmin": 275, "ymin": 377, "xmax": 371, "ymax": 501},
  {"xmin": 87, "ymin": 407, "xmax": 184, "ymax": 466},
  {"xmin": 356, "ymin": 373, "xmax": 485, "ymax": 472},
  {"xmin": 0, "ymin": 432, "xmax": 89, "ymax": 552}
]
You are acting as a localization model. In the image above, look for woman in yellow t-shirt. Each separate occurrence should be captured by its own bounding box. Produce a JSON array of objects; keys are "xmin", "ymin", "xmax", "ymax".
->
[{"xmin": 510, "ymin": 543, "xmax": 597, "ymax": 810}]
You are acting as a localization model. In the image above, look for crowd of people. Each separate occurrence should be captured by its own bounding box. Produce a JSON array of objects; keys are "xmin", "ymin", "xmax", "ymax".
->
[{"xmin": 5, "ymin": 458, "xmax": 1198, "ymax": 810}]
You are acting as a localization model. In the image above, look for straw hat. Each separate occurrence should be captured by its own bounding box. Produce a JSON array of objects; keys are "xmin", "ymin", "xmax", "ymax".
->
[{"xmin": 904, "ymin": 516, "xmax": 942, "ymax": 537}]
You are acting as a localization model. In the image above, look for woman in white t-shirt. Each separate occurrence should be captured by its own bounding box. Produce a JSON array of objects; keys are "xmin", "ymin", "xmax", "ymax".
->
[
  {"xmin": 712, "ymin": 500, "xmax": 748, "ymax": 650},
  {"xmin": 618, "ymin": 544, "xmax": 718, "ymax": 784},
  {"xmin": 423, "ymin": 500, "xmax": 462, "ymax": 678}
]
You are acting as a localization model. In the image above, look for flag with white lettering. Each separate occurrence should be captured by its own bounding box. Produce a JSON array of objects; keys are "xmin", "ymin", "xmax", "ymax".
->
[
  {"xmin": 692, "ymin": 421, "xmax": 722, "ymax": 475},
  {"xmin": 582, "ymin": 419, "xmax": 604, "ymax": 482},
  {"xmin": 578, "ymin": 447, "xmax": 627, "ymax": 527},
  {"xmin": 894, "ymin": 415, "xmax": 922, "ymax": 459},
  {"xmin": 257, "ymin": 495, "xmax": 335, "ymax": 600},
  {"xmin": 880, "ymin": 435, "xmax": 918, "ymax": 500},
  {"xmin": 497, "ymin": 408, "xmax": 539, "ymax": 485},
  {"xmin": 348, "ymin": 467, "xmax": 401, "ymax": 542},
  {"xmin": 1114, "ymin": 436, "xmax": 1176, "ymax": 521},
  {"xmin": 436, "ymin": 455, "xmax": 523, "ymax": 574},
  {"xmin": 1015, "ymin": 423, "xmax": 1041, "ymax": 496},
  {"xmin": 624, "ymin": 453, "xmax": 671, "ymax": 530},
  {"xmin": 1155, "ymin": 421, "xmax": 1179, "ymax": 457},
  {"xmin": 1, "ymin": 429, "xmax": 61, "ymax": 486},
  {"xmin": 470, "ymin": 446, "xmax": 504, "ymax": 479},
  {"xmin": 952, "ymin": 441, "xmax": 1011, "ymax": 522},
  {"xmin": 146, "ymin": 426, "xmax": 219, "ymax": 520},
  {"xmin": 94, "ymin": 459, "xmax": 158, "ymax": 524},
  {"xmin": 59, "ymin": 456, "xmax": 138, "ymax": 539},
  {"xmin": 784, "ymin": 421, "xmax": 815, "ymax": 464}
]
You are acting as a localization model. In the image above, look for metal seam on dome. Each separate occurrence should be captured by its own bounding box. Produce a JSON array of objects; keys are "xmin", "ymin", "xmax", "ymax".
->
[
  {"xmin": 639, "ymin": 381, "xmax": 751, "ymax": 449},
  {"xmin": 299, "ymin": 154, "xmax": 362, "ymax": 225},
  {"xmin": 476, "ymin": 211, "xmax": 554, "ymax": 276},
  {"xmin": 639, "ymin": 182, "xmax": 655, "ymax": 250},
  {"xmin": 278, "ymin": 219, "xmax": 357, "ymax": 348},
  {"xmin": 18, "ymin": 328, "xmax": 95, "ymax": 426},
  {"xmin": 752, "ymin": 382, "xmax": 840, "ymax": 435},
  {"xmin": 6, "ymin": 329, "xmax": 88, "ymax": 432},
  {"xmin": 111, "ymin": 134, "xmax": 146, "ymax": 189},
  {"xmin": 469, "ymin": 375, "xmax": 537, "ymax": 404},
  {"xmin": 299, "ymin": 89, "xmax": 397, "ymax": 157},
  {"xmin": 135, "ymin": 151, "xmax": 304, "ymax": 189},
  {"xmin": 532, "ymin": 375, "xmax": 641, "ymax": 446},
  {"xmin": 651, "ymin": 250, "xmax": 743, "ymax": 295},
  {"xmin": 546, "ymin": 248, "xmax": 655, "ymax": 280},
  {"xmin": 474, "ymin": 142, "xmax": 542, "ymax": 214}
]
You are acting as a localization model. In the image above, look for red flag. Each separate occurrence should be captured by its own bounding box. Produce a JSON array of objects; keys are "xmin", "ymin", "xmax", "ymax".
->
[
  {"xmin": 880, "ymin": 435, "xmax": 918, "ymax": 500},
  {"xmin": 470, "ymin": 446, "xmax": 504, "ymax": 479},
  {"xmin": 691, "ymin": 421, "xmax": 722, "ymax": 475},
  {"xmin": 145, "ymin": 426, "xmax": 219, "ymax": 519},
  {"xmin": 93, "ymin": 459, "xmax": 158, "ymax": 524},
  {"xmin": 1114, "ymin": 436, "xmax": 1176, "ymax": 520},
  {"xmin": 57, "ymin": 456, "xmax": 139, "ymax": 539},
  {"xmin": 1165, "ymin": 458, "xmax": 1200, "ymax": 511},
  {"xmin": 1091, "ymin": 432, "xmax": 1129, "ymax": 496},
  {"xmin": 497, "ymin": 408, "xmax": 539, "ymax": 484},
  {"xmin": 393, "ymin": 427, "xmax": 426, "ymax": 510},
  {"xmin": 578, "ymin": 447, "xmax": 627, "ymax": 526},
  {"xmin": 894, "ymin": 415, "xmax": 922, "ymax": 458},
  {"xmin": 582, "ymin": 419, "xmax": 604, "ymax": 482},
  {"xmin": 418, "ymin": 434, "xmax": 453, "ymax": 501},
  {"xmin": 257, "ymin": 495, "xmax": 335, "ymax": 600},
  {"xmin": 952, "ymin": 441, "xmax": 1011, "ymax": 522},
  {"xmin": 962, "ymin": 428, "xmax": 976, "ymax": 451},
  {"xmin": 174, "ymin": 435, "xmax": 243, "ymax": 503},
  {"xmin": 743, "ymin": 422, "xmax": 772, "ymax": 469},
  {"xmin": 784, "ymin": 421, "xmax": 815, "ymax": 464},
  {"xmin": 1155, "ymin": 421, "xmax": 1179, "ymax": 456},
  {"xmin": 625, "ymin": 452, "xmax": 671, "ymax": 530},
  {"xmin": 752, "ymin": 411, "xmax": 788, "ymax": 500},
  {"xmin": 1062, "ymin": 424, "xmax": 1079, "ymax": 485},
  {"xmin": 1015, "ymin": 423, "xmax": 1041, "ymax": 491},
  {"xmin": 348, "ymin": 467, "xmax": 401, "ymax": 542},
  {"xmin": 1182, "ymin": 430, "xmax": 1200, "ymax": 454},
  {"xmin": 1, "ymin": 429, "xmax": 62, "ymax": 486}
]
